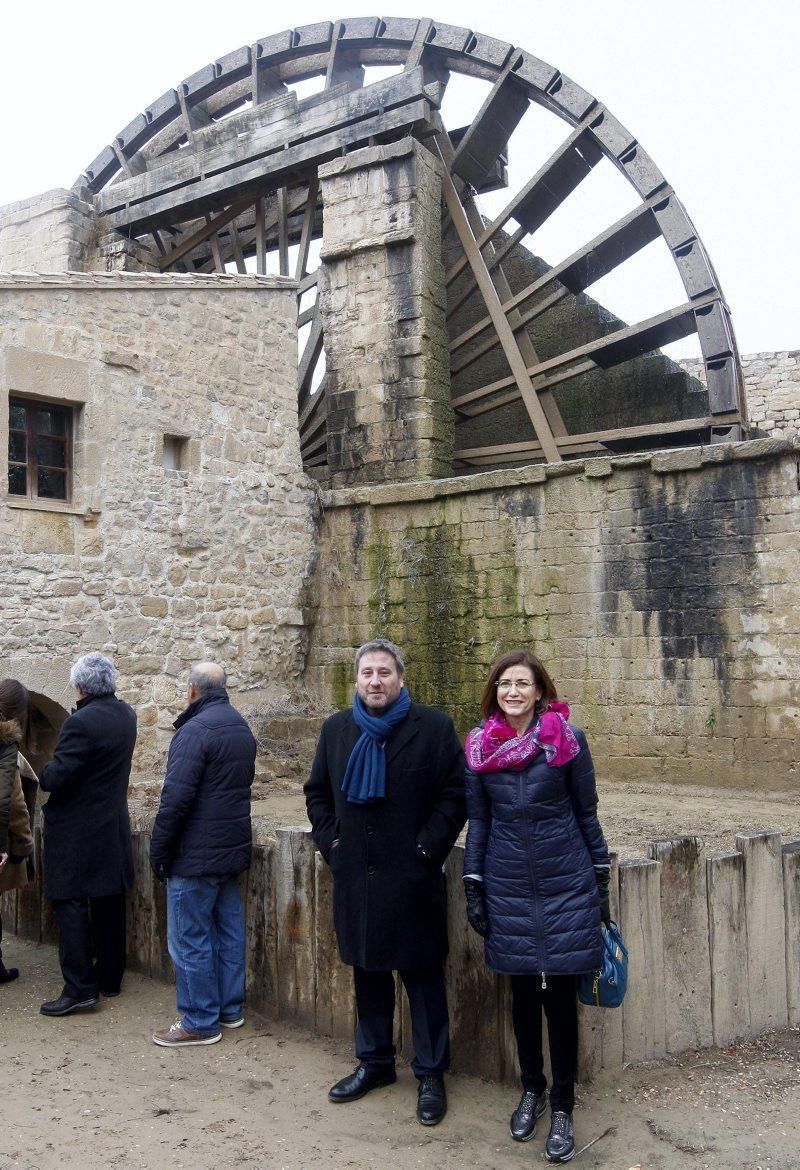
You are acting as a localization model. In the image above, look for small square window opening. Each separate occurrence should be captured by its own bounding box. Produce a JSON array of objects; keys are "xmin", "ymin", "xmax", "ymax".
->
[{"xmin": 162, "ymin": 434, "xmax": 188, "ymax": 471}]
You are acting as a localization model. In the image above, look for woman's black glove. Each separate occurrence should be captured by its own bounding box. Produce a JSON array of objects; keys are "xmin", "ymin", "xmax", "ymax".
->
[
  {"xmin": 595, "ymin": 866, "xmax": 611, "ymax": 926},
  {"xmin": 463, "ymin": 877, "xmax": 490, "ymax": 938}
]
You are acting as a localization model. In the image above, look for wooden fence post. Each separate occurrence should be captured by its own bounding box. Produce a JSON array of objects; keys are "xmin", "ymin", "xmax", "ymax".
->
[
  {"xmin": 707, "ymin": 850, "xmax": 751, "ymax": 1045},
  {"xmin": 781, "ymin": 841, "xmax": 800, "ymax": 1028},
  {"xmin": 578, "ymin": 854, "xmax": 623, "ymax": 1079},
  {"xmin": 314, "ymin": 849, "xmax": 356, "ymax": 1038},
  {"xmin": 275, "ymin": 827, "xmax": 316, "ymax": 1027},
  {"xmin": 736, "ymin": 831, "xmax": 788, "ymax": 1033},
  {"xmin": 648, "ymin": 837, "xmax": 713, "ymax": 1053},
  {"xmin": 245, "ymin": 842, "xmax": 279, "ymax": 1018},
  {"xmin": 619, "ymin": 858, "xmax": 665, "ymax": 1064}
]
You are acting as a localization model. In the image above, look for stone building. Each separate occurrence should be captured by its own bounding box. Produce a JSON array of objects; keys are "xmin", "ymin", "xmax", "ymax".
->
[{"xmin": 1, "ymin": 18, "xmax": 798, "ymax": 793}]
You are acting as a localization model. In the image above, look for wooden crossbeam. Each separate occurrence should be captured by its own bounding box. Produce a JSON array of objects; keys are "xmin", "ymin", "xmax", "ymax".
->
[
  {"xmin": 298, "ymin": 309, "xmax": 325, "ymax": 400},
  {"xmin": 295, "ymin": 174, "xmax": 320, "ymax": 281}
]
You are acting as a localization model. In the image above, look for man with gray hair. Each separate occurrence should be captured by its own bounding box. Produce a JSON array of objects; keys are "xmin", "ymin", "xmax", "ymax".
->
[
  {"xmin": 39, "ymin": 651, "xmax": 137, "ymax": 1016},
  {"xmin": 305, "ymin": 638, "xmax": 466, "ymax": 1126},
  {"xmin": 150, "ymin": 662, "xmax": 256, "ymax": 1047}
]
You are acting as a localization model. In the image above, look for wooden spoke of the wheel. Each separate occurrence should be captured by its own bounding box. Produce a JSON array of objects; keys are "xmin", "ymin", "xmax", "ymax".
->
[
  {"xmin": 446, "ymin": 122, "xmax": 603, "ymax": 290},
  {"xmin": 451, "ymin": 286, "xmax": 569, "ymax": 377},
  {"xmin": 205, "ymin": 214, "xmax": 224, "ymax": 272},
  {"xmin": 452, "ymin": 295, "xmax": 719, "ymax": 415},
  {"xmin": 437, "ymin": 138, "xmax": 560, "ymax": 462},
  {"xmin": 295, "ymin": 174, "xmax": 320, "ymax": 281},
  {"xmin": 298, "ymin": 309, "xmax": 325, "ymax": 403},
  {"xmin": 449, "ymin": 198, "xmax": 664, "ymax": 359},
  {"xmin": 451, "ymin": 60, "xmax": 529, "ymax": 189},
  {"xmin": 228, "ymin": 220, "xmax": 247, "ymax": 273},
  {"xmin": 326, "ymin": 20, "xmax": 366, "ymax": 90},
  {"xmin": 158, "ymin": 197, "xmax": 254, "ymax": 271},
  {"xmin": 438, "ymin": 123, "xmax": 567, "ymax": 438},
  {"xmin": 454, "ymin": 410, "xmax": 742, "ymax": 465}
]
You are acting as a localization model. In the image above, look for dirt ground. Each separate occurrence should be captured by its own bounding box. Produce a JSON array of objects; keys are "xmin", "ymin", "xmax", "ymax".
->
[
  {"xmin": 2, "ymin": 938, "xmax": 799, "ymax": 1170},
  {"xmin": 249, "ymin": 780, "xmax": 800, "ymax": 859}
]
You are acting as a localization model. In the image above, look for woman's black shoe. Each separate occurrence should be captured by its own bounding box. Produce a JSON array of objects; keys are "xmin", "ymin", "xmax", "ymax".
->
[
  {"xmin": 545, "ymin": 1110, "xmax": 576, "ymax": 1162},
  {"xmin": 509, "ymin": 1089, "xmax": 547, "ymax": 1141}
]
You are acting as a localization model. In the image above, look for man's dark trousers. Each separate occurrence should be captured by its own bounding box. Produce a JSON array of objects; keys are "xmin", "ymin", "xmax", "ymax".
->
[
  {"xmin": 353, "ymin": 965, "xmax": 450, "ymax": 1077},
  {"xmin": 52, "ymin": 894, "xmax": 127, "ymax": 998}
]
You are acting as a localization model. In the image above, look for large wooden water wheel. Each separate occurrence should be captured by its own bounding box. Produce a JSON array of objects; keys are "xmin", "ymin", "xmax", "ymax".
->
[{"xmin": 80, "ymin": 17, "xmax": 746, "ymax": 474}]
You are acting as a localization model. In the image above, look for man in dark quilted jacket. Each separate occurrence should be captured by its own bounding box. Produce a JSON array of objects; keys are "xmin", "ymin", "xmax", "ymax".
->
[{"xmin": 150, "ymin": 662, "xmax": 255, "ymax": 1047}]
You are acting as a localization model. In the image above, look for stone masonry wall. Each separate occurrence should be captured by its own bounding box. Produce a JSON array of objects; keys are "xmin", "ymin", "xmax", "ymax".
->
[
  {"xmin": 681, "ymin": 352, "xmax": 800, "ymax": 441},
  {"xmin": 0, "ymin": 189, "xmax": 96, "ymax": 273},
  {"xmin": 0, "ymin": 272, "xmax": 318, "ymax": 792},
  {"xmin": 317, "ymin": 138, "xmax": 452, "ymax": 485},
  {"xmin": 307, "ymin": 439, "xmax": 800, "ymax": 792}
]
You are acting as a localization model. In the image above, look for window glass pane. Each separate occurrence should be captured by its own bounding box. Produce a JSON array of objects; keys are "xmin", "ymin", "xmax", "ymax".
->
[
  {"xmin": 35, "ymin": 435, "xmax": 67, "ymax": 468},
  {"xmin": 37, "ymin": 468, "xmax": 67, "ymax": 499},
  {"xmin": 36, "ymin": 408, "xmax": 67, "ymax": 437},
  {"xmin": 9, "ymin": 403, "xmax": 27, "ymax": 430},
  {"xmin": 8, "ymin": 465, "xmax": 26, "ymax": 495},
  {"xmin": 9, "ymin": 432, "xmax": 27, "ymax": 463}
]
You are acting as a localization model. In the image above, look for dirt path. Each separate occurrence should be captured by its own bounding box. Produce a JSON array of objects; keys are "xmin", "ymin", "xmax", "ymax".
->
[{"xmin": 2, "ymin": 939, "xmax": 799, "ymax": 1170}]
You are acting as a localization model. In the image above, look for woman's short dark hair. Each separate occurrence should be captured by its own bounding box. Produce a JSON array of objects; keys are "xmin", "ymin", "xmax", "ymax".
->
[
  {"xmin": 0, "ymin": 678, "xmax": 29, "ymax": 729},
  {"xmin": 479, "ymin": 650, "xmax": 557, "ymax": 721}
]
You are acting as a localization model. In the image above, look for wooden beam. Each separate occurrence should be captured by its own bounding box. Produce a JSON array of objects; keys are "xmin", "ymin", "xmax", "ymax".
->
[
  {"xmin": 158, "ymin": 196, "xmax": 253, "ymax": 270},
  {"xmin": 228, "ymin": 220, "xmax": 247, "ymax": 273},
  {"xmin": 295, "ymin": 174, "xmax": 320, "ymax": 281},
  {"xmin": 277, "ymin": 187, "xmax": 290, "ymax": 276},
  {"xmin": 255, "ymin": 197, "xmax": 267, "ymax": 275},
  {"xmin": 298, "ymin": 309, "xmax": 324, "ymax": 400},
  {"xmin": 451, "ymin": 63, "xmax": 529, "ymax": 189},
  {"xmin": 437, "ymin": 137, "xmax": 561, "ymax": 463}
]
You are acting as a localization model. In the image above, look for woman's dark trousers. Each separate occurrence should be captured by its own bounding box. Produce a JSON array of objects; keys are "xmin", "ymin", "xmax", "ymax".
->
[
  {"xmin": 52, "ymin": 894, "xmax": 127, "ymax": 998},
  {"xmin": 510, "ymin": 973, "xmax": 578, "ymax": 1113}
]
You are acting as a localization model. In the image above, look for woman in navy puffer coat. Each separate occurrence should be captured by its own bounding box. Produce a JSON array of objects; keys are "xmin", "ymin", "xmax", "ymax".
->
[{"xmin": 463, "ymin": 649, "xmax": 610, "ymax": 1164}]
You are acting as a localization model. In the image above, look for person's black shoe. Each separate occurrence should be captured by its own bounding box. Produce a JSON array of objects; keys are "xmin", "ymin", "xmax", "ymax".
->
[
  {"xmin": 545, "ymin": 1110, "xmax": 576, "ymax": 1162},
  {"xmin": 328, "ymin": 1062, "xmax": 397, "ymax": 1103},
  {"xmin": 510, "ymin": 1089, "xmax": 548, "ymax": 1141},
  {"xmin": 40, "ymin": 992, "xmax": 100, "ymax": 1017},
  {"xmin": 101, "ymin": 988, "xmax": 121, "ymax": 998},
  {"xmin": 0, "ymin": 965, "xmax": 20, "ymax": 984},
  {"xmin": 416, "ymin": 1075, "xmax": 447, "ymax": 1126}
]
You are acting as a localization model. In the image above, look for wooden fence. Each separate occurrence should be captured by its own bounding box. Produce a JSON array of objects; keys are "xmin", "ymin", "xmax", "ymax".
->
[{"xmin": 5, "ymin": 827, "xmax": 800, "ymax": 1080}]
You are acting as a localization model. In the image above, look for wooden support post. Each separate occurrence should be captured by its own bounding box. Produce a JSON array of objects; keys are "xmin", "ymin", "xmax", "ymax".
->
[
  {"xmin": 736, "ymin": 831, "xmax": 788, "ymax": 1034},
  {"xmin": 275, "ymin": 827, "xmax": 316, "ymax": 1027},
  {"xmin": 126, "ymin": 832, "xmax": 153, "ymax": 975},
  {"xmin": 277, "ymin": 187, "xmax": 290, "ymax": 276},
  {"xmin": 648, "ymin": 837, "xmax": 713, "ymax": 1053},
  {"xmin": 443, "ymin": 846, "xmax": 504, "ymax": 1080},
  {"xmin": 619, "ymin": 858, "xmax": 666, "ymax": 1064},
  {"xmin": 577, "ymin": 855, "xmax": 622, "ymax": 1079},
  {"xmin": 255, "ymin": 197, "xmax": 267, "ymax": 276},
  {"xmin": 313, "ymin": 849, "xmax": 356, "ymax": 1038},
  {"xmin": 781, "ymin": 842, "xmax": 800, "ymax": 1027},
  {"xmin": 245, "ymin": 843, "xmax": 279, "ymax": 1018},
  {"xmin": 707, "ymin": 850, "xmax": 751, "ymax": 1046},
  {"xmin": 294, "ymin": 175, "xmax": 319, "ymax": 281}
]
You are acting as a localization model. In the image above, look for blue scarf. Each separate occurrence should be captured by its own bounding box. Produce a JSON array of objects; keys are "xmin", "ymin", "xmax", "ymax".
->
[{"xmin": 341, "ymin": 689, "xmax": 412, "ymax": 804}]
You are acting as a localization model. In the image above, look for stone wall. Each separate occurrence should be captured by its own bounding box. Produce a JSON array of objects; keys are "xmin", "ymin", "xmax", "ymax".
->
[
  {"xmin": 0, "ymin": 189, "xmax": 96, "ymax": 273},
  {"xmin": 681, "ymin": 352, "xmax": 800, "ymax": 441},
  {"xmin": 307, "ymin": 438, "xmax": 800, "ymax": 791},
  {"xmin": 0, "ymin": 272, "xmax": 318, "ymax": 791}
]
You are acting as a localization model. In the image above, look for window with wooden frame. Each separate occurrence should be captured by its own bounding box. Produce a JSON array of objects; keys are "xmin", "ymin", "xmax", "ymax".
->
[{"xmin": 7, "ymin": 397, "xmax": 74, "ymax": 502}]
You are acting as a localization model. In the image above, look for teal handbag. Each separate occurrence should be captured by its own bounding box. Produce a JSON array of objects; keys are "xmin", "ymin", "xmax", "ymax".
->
[{"xmin": 577, "ymin": 921, "xmax": 628, "ymax": 1008}]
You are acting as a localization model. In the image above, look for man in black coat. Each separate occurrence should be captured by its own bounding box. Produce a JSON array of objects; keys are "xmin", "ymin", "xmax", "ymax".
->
[
  {"xmin": 304, "ymin": 638, "xmax": 466, "ymax": 1125},
  {"xmin": 39, "ymin": 652, "xmax": 137, "ymax": 1016},
  {"xmin": 150, "ymin": 662, "xmax": 255, "ymax": 1048}
]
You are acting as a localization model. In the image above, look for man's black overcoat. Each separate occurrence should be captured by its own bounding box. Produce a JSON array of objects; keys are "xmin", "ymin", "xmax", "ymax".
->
[
  {"xmin": 304, "ymin": 701, "xmax": 466, "ymax": 971},
  {"xmin": 39, "ymin": 693, "xmax": 137, "ymax": 900}
]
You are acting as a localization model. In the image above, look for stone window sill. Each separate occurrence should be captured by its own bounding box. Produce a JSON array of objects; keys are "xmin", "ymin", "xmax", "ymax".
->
[{"xmin": 4, "ymin": 495, "xmax": 99, "ymax": 519}]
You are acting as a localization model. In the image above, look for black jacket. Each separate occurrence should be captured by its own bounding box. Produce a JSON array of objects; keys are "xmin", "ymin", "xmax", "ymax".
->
[
  {"xmin": 150, "ymin": 690, "xmax": 255, "ymax": 878},
  {"xmin": 39, "ymin": 694, "xmax": 137, "ymax": 900},
  {"xmin": 304, "ymin": 701, "xmax": 466, "ymax": 971},
  {"xmin": 464, "ymin": 727, "xmax": 609, "ymax": 975}
]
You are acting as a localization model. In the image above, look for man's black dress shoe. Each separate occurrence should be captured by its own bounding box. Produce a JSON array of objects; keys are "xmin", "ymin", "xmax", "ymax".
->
[
  {"xmin": 40, "ymin": 992, "xmax": 100, "ymax": 1017},
  {"xmin": 328, "ymin": 1062, "xmax": 397, "ymax": 1102},
  {"xmin": 416, "ymin": 1074, "xmax": 447, "ymax": 1126},
  {"xmin": 510, "ymin": 1089, "xmax": 548, "ymax": 1141}
]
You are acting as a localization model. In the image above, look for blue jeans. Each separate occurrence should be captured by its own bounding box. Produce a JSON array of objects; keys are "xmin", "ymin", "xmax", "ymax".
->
[{"xmin": 167, "ymin": 875, "xmax": 246, "ymax": 1035}]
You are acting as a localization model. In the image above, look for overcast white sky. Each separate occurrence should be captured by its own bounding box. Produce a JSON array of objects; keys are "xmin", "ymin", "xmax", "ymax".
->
[{"xmin": 1, "ymin": 0, "xmax": 796, "ymax": 355}]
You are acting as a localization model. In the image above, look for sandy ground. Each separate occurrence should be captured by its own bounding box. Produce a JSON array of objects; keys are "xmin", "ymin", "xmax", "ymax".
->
[
  {"xmin": 2, "ymin": 938, "xmax": 800, "ymax": 1170},
  {"xmin": 248, "ymin": 780, "xmax": 800, "ymax": 859}
]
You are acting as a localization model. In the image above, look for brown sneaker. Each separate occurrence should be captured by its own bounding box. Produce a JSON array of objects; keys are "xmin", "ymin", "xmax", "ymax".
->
[{"xmin": 152, "ymin": 1019, "xmax": 222, "ymax": 1047}]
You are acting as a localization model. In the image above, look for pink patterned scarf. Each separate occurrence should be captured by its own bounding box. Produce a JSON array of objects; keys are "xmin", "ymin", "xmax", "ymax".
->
[{"xmin": 465, "ymin": 701, "xmax": 580, "ymax": 773}]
